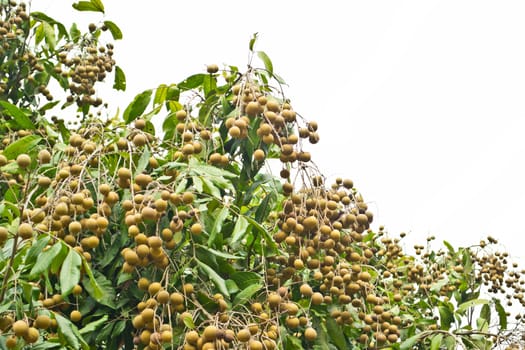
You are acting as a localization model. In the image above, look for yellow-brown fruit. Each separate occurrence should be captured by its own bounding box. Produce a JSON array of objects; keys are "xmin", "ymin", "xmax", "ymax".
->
[
  {"xmin": 135, "ymin": 119, "xmax": 146, "ymax": 130},
  {"xmin": 203, "ymin": 325, "xmax": 218, "ymax": 342},
  {"xmin": 37, "ymin": 176, "xmax": 51, "ymax": 187},
  {"xmin": 207, "ymin": 64, "xmax": 219, "ymax": 74},
  {"xmin": 16, "ymin": 153, "xmax": 31, "ymax": 168},
  {"xmin": 183, "ymin": 283, "xmax": 194, "ymax": 294},
  {"xmin": 228, "ymin": 125, "xmax": 241, "ymax": 138},
  {"xmin": 138, "ymin": 277, "xmax": 150, "ymax": 290},
  {"xmin": 311, "ymin": 292, "xmax": 324, "ymax": 305},
  {"xmin": 12, "ymin": 320, "xmax": 29, "ymax": 336},
  {"xmin": 157, "ymin": 290, "xmax": 170, "ymax": 304},
  {"xmin": 182, "ymin": 192, "xmax": 194, "ymax": 204},
  {"xmin": 148, "ymin": 282, "xmax": 162, "ymax": 296},
  {"xmin": 161, "ymin": 330, "xmax": 173, "ymax": 343},
  {"xmin": 253, "ymin": 149, "xmax": 265, "ymax": 162},
  {"xmin": 285, "ymin": 316, "xmax": 300, "ymax": 328},
  {"xmin": 170, "ymin": 292, "xmax": 184, "ymax": 305},
  {"xmin": 117, "ymin": 167, "xmax": 132, "ymax": 179},
  {"xmin": 268, "ymin": 293, "xmax": 281, "ymax": 309},
  {"xmin": 141, "ymin": 308, "xmax": 155, "ymax": 322},
  {"xmin": 190, "ymin": 223, "xmax": 203, "ymax": 235},
  {"xmin": 133, "ymin": 134, "xmax": 147, "ymax": 147},
  {"xmin": 72, "ymin": 284, "xmax": 83, "ymax": 295},
  {"xmin": 147, "ymin": 236, "xmax": 163, "ymax": 249},
  {"xmin": 132, "ymin": 315, "xmax": 145, "ymax": 329},
  {"xmin": 23, "ymin": 327, "xmax": 39, "ymax": 343},
  {"xmin": 141, "ymin": 206, "xmax": 157, "ymax": 221},
  {"xmin": 5, "ymin": 335, "xmax": 17, "ymax": 349},
  {"xmin": 236, "ymin": 328, "xmax": 251, "ymax": 342},
  {"xmin": 304, "ymin": 327, "xmax": 317, "ymax": 341},
  {"xmin": 245, "ymin": 101, "xmax": 260, "ymax": 116},
  {"xmin": 249, "ymin": 339, "xmax": 263, "ymax": 350},
  {"xmin": 34, "ymin": 315, "xmax": 51, "ymax": 329},
  {"xmin": 70, "ymin": 310, "xmax": 82, "ymax": 322},
  {"xmin": 185, "ymin": 330, "xmax": 199, "ymax": 345},
  {"xmin": 124, "ymin": 250, "xmax": 140, "ymax": 265},
  {"xmin": 17, "ymin": 223, "xmax": 33, "ymax": 240}
]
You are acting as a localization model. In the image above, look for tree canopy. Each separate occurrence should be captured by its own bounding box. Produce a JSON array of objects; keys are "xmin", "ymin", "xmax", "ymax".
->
[{"xmin": 0, "ymin": 1, "xmax": 524, "ymax": 350}]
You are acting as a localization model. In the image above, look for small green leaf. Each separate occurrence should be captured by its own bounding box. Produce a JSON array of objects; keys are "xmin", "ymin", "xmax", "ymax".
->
[
  {"xmin": 443, "ymin": 240, "xmax": 455, "ymax": 255},
  {"xmin": 90, "ymin": 0, "xmax": 105, "ymax": 12},
  {"xmin": 196, "ymin": 245, "xmax": 241, "ymax": 260},
  {"xmin": 29, "ymin": 242, "xmax": 63, "ymax": 278},
  {"xmin": 54, "ymin": 313, "xmax": 81, "ymax": 349},
  {"xmin": 249, "ymin": 32, "xmax": 258, "ymax": 51},
  {"xmin": 494, "ymin": 299, "xmax": 507, "ymax": 329},
  {"xmin": 3, "ymin": 135, "xmax": 42, "ymax": 159},
  {"xmin": 43, "ymin": 21, "xmax": 56, "ymax": 51},
  {"xmin": 60, "ymin": 249, "xmax": 82, "ymax": 296},
  {"xmin": 135, "ymin": 148, "xmax": 151, "ymax": 174},
  {"xmin": 197, "ymin": 260, "xmax": 229, "ymax": 297},
  {"xmin": 439, "ymin": 304, "xmax": 454, "ymax": 330},
  {"xmin": 230, "ymin": 271, "xmax": 261, "ymax": 289},
  {"xmin": 81, "ymin": 257, "xmax": 103, "ymax": 301},
  {"xmin": 72, "ymin": 0, "xmax": 103, "ymax": 13},
  {"xmin": 257, "ymin": 51, "xmax": 273, "ymax": 75},
  {"xmin": 230, "ymin": 215, "xmax": 249, "ymax": 245},
  {"xmin": 457, "ymin": 298, "xmax": 489, "ymax": 314},
  {"xmin": 103, "ymin": 20, "xmax": 122, "ymax": 40},
  {"xmin": 182, "ymin": 314, "xmax": 195, "ymax": 329},
  {"xmin": 113, "ymin": 66, "xmax": 126, "ymax": 91},
  {"xmin": 178, "ymin": 74, "xmax": 205, "ymax": 90},
  {"xmin": 233, "ymin": 283, "xmax": 261, "ymax": 306},
  {"xmin": 326, "ymin": 317, "xmax": 346, "ymax": 350},
  {"xmin": 154, "ymin": 84, "xmax": 168, "ymax": 106},
  {"xmin": 400, "ymin": 333, "xmax": 423, "ymax": 350},
  {"xmin": 123, "ymin": 89, "xmax": 152, "ymax": 123},
  {"xmin": 79, "ymin": 315, "xmax": 108, "ymax": 335},
  {"xmin": 0, "ymin": 101, "xmax": 34, "ymax": 129},
  {"xmin": 430, "ymin": 334, "xmax": 443, "ymax": 350},
  {"xmin": 208, "ymin": 206, "xmax": 229, "ymax": 245}
]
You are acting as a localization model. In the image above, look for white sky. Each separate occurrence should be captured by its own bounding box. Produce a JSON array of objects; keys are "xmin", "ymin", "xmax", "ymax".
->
[{"xmin": 34, "ymin": 1, "xmax": 525, "ymax": 261}]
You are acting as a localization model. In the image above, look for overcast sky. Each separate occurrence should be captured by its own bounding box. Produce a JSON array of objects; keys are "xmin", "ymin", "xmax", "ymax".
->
[{"xmin": 35, "ymin": 1, "xmax": 525, "ymax": 261}]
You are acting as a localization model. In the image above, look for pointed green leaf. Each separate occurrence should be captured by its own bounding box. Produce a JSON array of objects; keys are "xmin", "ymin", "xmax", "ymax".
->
[
  {"xmin": 178, "ymin": 74, "xmax": 205, "ymax": 90},
  {"xmin": 113, "ymin": 66, "xmax": 126, "ymax": 91},
  {"xmin": 123, "ymin": 89, "xmax": 152, "ymax": 123},
  {"xmin": 60, "ymin": 249, "xmax": 82, "ymax": 296},
  {"xmin": 400, "ymin": 333, "xmax": 423, "ymax": 350},
  {"xmin": 233, "ymin": 283, "xmax": 261, "ymax": 306},
  {"xmin": 29, "ymin": 242, "xmax": 64, "ymax": 278},
  {"xmin": 457, "ymin": 298, "xmax": 489, "ymax": 313},
  {"xmin": 90, "ymin": 0, "xmax": 105, "ymax": 12},
  {"xmin": 79, "ymin": 315, "xmax": 108, "ymax": 335},
  {"xmin": 230, "ymin": 215, "xmax": 249, "ymax": 245},
  {"xmin": 103, "ymin": 20, "xmax": 122, "ymax": 40},
  {"xmin": 196, "ymin": 245, "xmax": 241, "ymax": 260},
  {"xmin": 257, "ymin": 51, "xmax": 273, "ymax": 75},
  {"xmin": 439, "ymin": 304, "xmax": 454, "ymax": 330},
  {"xmin": 72, "ymin": 0, "xmax": 103, "ymax": 13},
  {"xmin": 208, "ymin": 206, "xmax": 229, "ymax": 245},
  {"xmin": 443, "ymin": 240, "xmax": 455, "ymax": 255},
  {"xmin": 0, "ymin": 101, "xmax": 34, "ymax": 129},
  {"xmin": 3, "ymin": 135, "xmax": 42, "ymax": 159},
  {"xmin": 230, "ymin": 271, "xmax": 261, "ymax": 289},
  {"xmin": 81, "ymin": 257, "xmax": 103, "ymax": 301},
  {"xmin": 154, "ymin": 84, "xmax": 168, "ymax": 106},
  {"xmin": 249, "ymin": 32, "xmax": 258, "ymax": 51},
  {"xmin": 197, "ymin": 260, "xmax": 229, "ymax": 297},
  {"xmin": 42, "ymin": 21, "xmax": 56, "ymax": 51},
  {"xmin": 326, "ymin": 317, "xmax": 346, "ymax": 350},
  {"xmin": 494, "ymin": 299, "xmax": 507, "ymax": 329},
  {"xmin": 54, "ymin": 313, "xmax": 80, "ymax": 349},
  {"xmin": 430, "ymin": 334, "xmax": 443, "ymax": 350}
]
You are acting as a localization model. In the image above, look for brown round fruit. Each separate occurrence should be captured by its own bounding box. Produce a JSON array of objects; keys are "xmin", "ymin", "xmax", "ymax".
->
[
  {"xmin": 17, "ymin": 223, "xmax": 33, "ymax": 239},
  {"xmin": 16, "ymin": 154, "xmax": 31, "ymax": 168},
  {"xmin": 236, "ymin": 328, "xmax": 251, "ymax": 342},
  {"xmin": 12, "ymin": 320, "xmax": 29, "ymax": 336},
  {"xmin": 206, "ymin": 64, "xmax": 219, "ymax": 74},
  {"xmin": 304, "ymin": 327, "xmax": 317, "ymax": 341},
  {"xmin": 70, "ymin": 310, "xmax": 82, "ymax": 322}
]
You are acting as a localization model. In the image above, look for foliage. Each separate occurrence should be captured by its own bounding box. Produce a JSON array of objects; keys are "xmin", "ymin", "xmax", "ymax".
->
[{"xmin": 0, "ymin": 2, "xmax": 524, "ymax": 350}]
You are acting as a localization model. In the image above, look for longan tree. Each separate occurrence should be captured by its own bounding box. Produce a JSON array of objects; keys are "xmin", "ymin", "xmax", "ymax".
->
[{"xmin": 0, "ymin": 1, "xmax": 524, "ymax": 350}]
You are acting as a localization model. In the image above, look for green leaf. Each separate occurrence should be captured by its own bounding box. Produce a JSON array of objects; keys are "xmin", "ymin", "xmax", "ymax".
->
[
  {"xmin": 154, "ymin": 84, "xmax": 168, "ymax": 106},
  {"xmin": 31, "ymin": 12, "xmax": 68, "ymax": 39},
  {"xmin": 326, "ymin": 317, "xmax": 346, "ymax": 350},
  {"xmin": 79, "ymin": 315, "xmax": 108, "ymax": 335},
  {"xmin": 208, "ymin": 206, "xmax": 229, "ymax": 245},
  {"xmin": 400, "ymin": 333, "xmax": 423, "ymax": 350},
  {"xmin": 113, "ymin": 66, "xmax": 126, "ymax": 91},
  {"xmin": 25, "ymin": 235, "xmax": 51, "ymax": 265},
  {"xmin": 457, "ymin": 298, "xmax": 489, "ymax": 314},
  {"xmin": 257, "ymin": 51, "xmax": 273, "ymax": 75},
  {"xmin": 82, "ymin": 270, "xmax": 116, "ymax": 308},
  {"xmin": 3, "ymin": 135, "xmax": 42, "ymax": 159},
  {"xmin": 81, "ymin": 257, "xmax": 103, "ymax": 301},
  {"xmin": 443, "ymin": 240, "xmax": 455, "ymax": 255},
  {"xmin": 0, "ymin": 101, "xmax": 34, "ymax": 129},
  {"xmin": 249, "ymin": 32, "xmax": 258, "ymax": 51},
  {"xmin": 182, "ymin": 314, "xmax": 195, "ymax": 329},
  {"xmin": 72, "ymin": 0, "xmax": 103, "ymax": 13},
  {"xmin": 494, "ymin": 299, "xmax": 507, "ymax": 329},
  {"xmin": 135, "ymin": 148, "xmax": 151, "ymax": 174},
  {"xmin": 197, "ymin": 260, "xmax": 229, "ymax": 297},
  {"xmin": 430, "ymin": 334, "xmax": 443, "ymax": 350},
  {"xmin": 178, "ymin": 74, "xmax": 205, "ymax": 90},
  {"xmin": 230, "ymin": 215, "xmax": 250, "ymax": 245},
  {"xmin": 233, "ymin": 283, "xmax": 261, "ymax": 306},
  {"xmin": 166, "ymin": 84, "xmax": 180, "ymax": 101},
  {"xmin": 103, "ymin": 20, "xmax": 122, "ymax": 40},
  {"xmin": 439, "ymin": 304, "xmax": 454, "ymax": 330},
  {"xmin": 480, "ymin": 303, "xmax": 491, "ymax": 325},
  {"xmin": 29, "ymin": 242, "xmax": 64, "ymax": 278},
  {"xmin": 123, "ymin": 89, "xmax": 152, "ymax": 124},
  {"xmin": 60, "ymin": 249, "xmax": 82, "ymax": 296},
  {"xmin": 196, "ymin": 245, "xmax": 241, "ymax": 259},
  {"xmin": 230, "ymin": 271, "xmax": 261, "ymax": 289},
  {"xmin": 43, "ymin": 21, "xmax": 56, "ymax": 51},
  {"xmin": 55, "ymin": 313, "xmax": 80, "ymax": 349}
]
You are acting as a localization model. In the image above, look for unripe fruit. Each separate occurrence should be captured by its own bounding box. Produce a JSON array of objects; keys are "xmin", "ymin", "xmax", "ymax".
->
[
  {"xmin": 16, "ymin": 154, "xmax": 31, "ymax": 168},
  {"xmin": 70, "ymin": 310, "xmax": 82, "ymax": 322}
]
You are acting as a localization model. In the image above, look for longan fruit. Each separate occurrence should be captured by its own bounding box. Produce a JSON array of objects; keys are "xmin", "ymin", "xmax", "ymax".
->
[
  {"xmin": 148, "ymin": 282, "xmax": 162, "ymax": 296},
  {"xmin": 304, "ymin": 327, "xmax": 317, "ymax": 341},
  {"xmin": 311, "ymin": 292, "xmax": 324, "ymax": 305},
  {"xmin": 133, "ymin": 134, "xmax": 147, "ymax": 147},
  {"xmin": 16, "ymin": 153, "xmax": 31, "ymax": 168},
  {"xmin": 12, "ymin": 320, "xmax": 29, "ymax": 336},
  {"xmin": 70, "ymin": 310, "xmax": 82, "ymax": 322},
  {"xmin": 236, "ymin": 328, "xmax": 251, "ymax": 343},
  {"xmin": 182, "ymin": 192, "xmax": 194, "ymax": 204},
  {"xmin": 190, "ymin": 223, "xmax": 202, "ymax": 235},
  {"xmin": 34, "ymin": 315, "xmax": 51, "ymax": 329},
  {"xmin": 253, "ymin": 149, "xmax": 265, "ymax": 162},
  {"xmin": 5, "ymin": 335, "xmax": 17, "ymax": 349},
  {"xmin": 23, "ymin": 327, "xmax": 39, "ymax": 343},
  {"xmin": 207, "ymin": 64, "xmax": 219, "ymax": 74},
  {"xmin": 203, "ymin": 325, "xmax": 218, "ymax": 342}
]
